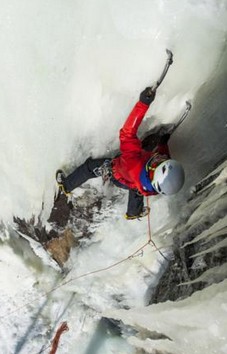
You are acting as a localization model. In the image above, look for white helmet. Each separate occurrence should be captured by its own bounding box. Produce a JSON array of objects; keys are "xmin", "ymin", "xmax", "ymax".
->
[{"xmin": 152, "ymin": 159, "xmax": 185, "ymax": 195}]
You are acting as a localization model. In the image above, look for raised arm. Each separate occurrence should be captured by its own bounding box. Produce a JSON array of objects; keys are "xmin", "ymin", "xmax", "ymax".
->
[{"xmin": 119, "ymin": 88, "xmax": 156, "ymax": 155}]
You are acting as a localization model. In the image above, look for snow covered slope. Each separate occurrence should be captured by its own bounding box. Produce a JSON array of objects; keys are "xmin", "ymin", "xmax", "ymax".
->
[{"xmin": 1, "ymin": 1, "xmax": 227, "ymax": 353}]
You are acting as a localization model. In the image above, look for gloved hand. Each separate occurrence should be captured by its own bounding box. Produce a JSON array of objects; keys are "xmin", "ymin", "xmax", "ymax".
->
[
  {"xmin": 139, "ymin": 87, "xmax": 156, "ymax": 105},
  {"xmin": 159, "ymin": 133, "xmax": 171, "ymax": 144}
]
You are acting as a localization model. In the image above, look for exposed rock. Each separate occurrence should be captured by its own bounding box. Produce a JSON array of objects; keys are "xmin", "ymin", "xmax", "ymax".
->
[
  {"xmin": 150, "ymin": 158, "xmax": 227, "ymax": 303},
  {"xmin": 44, "ymin": 228, "xmax": 78, "ymax": 267},
  {"xmin": 13, "ymin": 187, "xmax": 112, "ymax": 268}
]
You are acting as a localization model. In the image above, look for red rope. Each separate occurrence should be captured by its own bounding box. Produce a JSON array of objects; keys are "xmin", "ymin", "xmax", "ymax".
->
[{"xmin": 49, "ymin": 322, "xmax": 69, "ymax": 354}]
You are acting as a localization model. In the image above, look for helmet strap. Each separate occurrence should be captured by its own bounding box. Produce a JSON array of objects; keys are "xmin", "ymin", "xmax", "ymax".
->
[{"xmin": 145, "ymin": 153, "xmax": 168, "ymax": 173}]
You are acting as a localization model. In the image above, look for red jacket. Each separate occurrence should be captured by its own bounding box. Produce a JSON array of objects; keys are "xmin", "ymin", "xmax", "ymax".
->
[{"xmin": 112, "ymin": 101, "xmax": 170, "ymax": 196}]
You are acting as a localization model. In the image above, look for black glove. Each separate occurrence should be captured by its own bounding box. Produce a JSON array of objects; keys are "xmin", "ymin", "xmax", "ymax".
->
[
  {"xmin": 139, "ymin": 87, "xmax": 156, "ymax": 105},
  {"xmin": 159, "ymin": 133, "xmax": 170, "ymax": 144}
]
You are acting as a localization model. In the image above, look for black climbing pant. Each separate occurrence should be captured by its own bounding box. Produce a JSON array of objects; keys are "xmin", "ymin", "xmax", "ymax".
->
[
  {"xmin": 64, "ymin": 157, "xmax": 107, "ymax": 192},
  {"xmin": 63, "ymin": 157, "xmax": 144, "ymax": 217}
]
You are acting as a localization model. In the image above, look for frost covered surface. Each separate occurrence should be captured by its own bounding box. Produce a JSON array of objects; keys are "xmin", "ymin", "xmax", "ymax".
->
[
  {"xmin": 103, "ymin": 162, "xmax": 227, "ymax": 354},
  {"xmin": 105, "ymin": 280, "xmax": 227, "ymax": 354},
  {"xmin": 1, "ymin": 0, "xmax": 227, "ymax": 222},
  {"xmin": 0, "ymin": 0, "xmax": 227, "ymax": 353}
]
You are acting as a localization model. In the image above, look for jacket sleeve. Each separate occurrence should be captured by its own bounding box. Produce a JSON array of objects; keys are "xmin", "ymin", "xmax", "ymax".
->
[{"xmin": 119, "ymin": 101, "xmax": 150, "ymax": 155}]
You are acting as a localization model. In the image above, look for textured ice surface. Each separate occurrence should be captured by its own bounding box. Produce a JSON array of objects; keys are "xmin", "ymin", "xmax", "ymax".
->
[{"xmin": 0, "ymin": 1, "xmax": 227, "ymax": 353}]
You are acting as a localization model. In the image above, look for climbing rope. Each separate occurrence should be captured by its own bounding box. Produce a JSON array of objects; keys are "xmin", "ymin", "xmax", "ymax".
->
[
  {"xmin": 49, "ymin": 322, "xmax": 69, "ymax": 354},
  {"xmin": 146, "ymin": 197, "xmax": 169, "ymax": 261}
]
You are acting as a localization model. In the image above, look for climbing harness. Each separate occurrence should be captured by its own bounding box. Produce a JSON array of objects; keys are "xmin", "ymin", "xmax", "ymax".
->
[
  {"xmin": 145, "ymin": 153, "xmax": 169, "ymax": 179},
  {"xmin": 93, "ymin": 159, "xmax": 112, "ymax": 184}
]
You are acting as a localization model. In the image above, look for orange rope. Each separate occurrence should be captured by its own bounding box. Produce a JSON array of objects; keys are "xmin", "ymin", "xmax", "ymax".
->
[
  {"xmin": 146, "ymin": 197, "xmax": 169, "ymax": 261},
  {"xmin": 49, "ymin": 322, "xmax": 69, "ymax": 354},
  {"xmin": 146, "ymin": 197, "xmax": 152, "ymax": 242}
]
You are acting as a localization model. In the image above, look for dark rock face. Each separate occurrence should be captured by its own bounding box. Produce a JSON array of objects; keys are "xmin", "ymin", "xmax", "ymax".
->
[
  {"xmin": 14, "ymin": 193, "xmax": 72, "ymax": 244},
  {"xmin": 13, "ymin": 187, "xmax": 114, "ymax": 268},
  {"xmin": 150, "ymin": 158, "xmax": 227, "ymax": 304}
]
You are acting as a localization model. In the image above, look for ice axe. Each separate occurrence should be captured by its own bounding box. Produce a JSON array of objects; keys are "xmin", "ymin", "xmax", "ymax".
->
[
  {"xmin": 170, "ymin": 101, "xmax": 192, "ymax": 134},
  {"xmin": 147, "ymin": 49, "xmax": 173, "ymax": 96}
]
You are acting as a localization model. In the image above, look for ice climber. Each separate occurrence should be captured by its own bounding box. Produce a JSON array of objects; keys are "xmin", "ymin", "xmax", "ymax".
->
[{"xmin": 56, "ymin": 87, "xmax": 185, "ymax": 220}]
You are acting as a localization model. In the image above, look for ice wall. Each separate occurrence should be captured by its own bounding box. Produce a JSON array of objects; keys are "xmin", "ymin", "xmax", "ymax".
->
[
  {"xmin": 105, "ymin": 280, "xmax": 227, "ymax": 354},
  {"xmin": 0, "ymin": 1, "xmax": 227, "ymax": 354},
  {"xmin": 0, "ymin": 0, "xmax": 227, "ymax": 224},
  {"xmin": 102, "ymin": 157, "xmax": 227, "ymax": 354}
]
